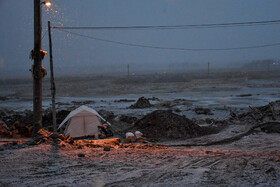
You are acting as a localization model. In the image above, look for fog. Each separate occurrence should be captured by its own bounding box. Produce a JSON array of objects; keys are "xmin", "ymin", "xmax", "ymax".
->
[{"xmin": 0, "ymin": 0, "xmax": 280, "ymax": 78}]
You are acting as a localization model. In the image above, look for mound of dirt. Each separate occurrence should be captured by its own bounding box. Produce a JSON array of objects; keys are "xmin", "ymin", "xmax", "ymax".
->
[
  {"xmin": 133, "ymin": 110, "xmax": 210, "ymax": 140},
  {"xmin": 129, "ymin": 97, "xmax": 153, "ymax": 109}
]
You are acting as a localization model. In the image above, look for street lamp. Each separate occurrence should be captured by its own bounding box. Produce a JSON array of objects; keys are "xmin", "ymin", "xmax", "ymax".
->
[
  {"xmin": 32, "ymin": 0, "xmax": 51, "ymax": 136},
  {"xmin": 42, "ymin": 1, "xmax": 52, "ymax": 7}
]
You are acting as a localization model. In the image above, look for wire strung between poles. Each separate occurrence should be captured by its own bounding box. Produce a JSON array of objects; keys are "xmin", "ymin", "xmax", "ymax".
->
[
  {"xmin": 51, "ymin": 19, "xmax": 280, "ymax": 30},
  {"xmin": 56, "ymin": 29, "xmax": 280, "ymax": 52}
]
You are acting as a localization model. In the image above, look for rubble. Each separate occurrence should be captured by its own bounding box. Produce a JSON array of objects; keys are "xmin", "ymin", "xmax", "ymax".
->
[
  {"xmin": 0, "ymin": 120, "xmax": 10, "ymax": 137},
  {"xmin": 10, "ymin": 121, "xmax": 32, "ymax": 138},
  {"xmin": 194, "ymin": 107, "xmax": 213, "ymax": 115},
  {"xmin": 0, "ymin": 96, "xmax": 8, "ymax": 101},
  {"xmin": 124, "ymin": 132, "xmax": 136, "ymax": 143},
  {"xmin": 133, "ymin": 110, "xmax": 213, "ymax": 141},
  {"xmin": 238, "ymin": 94, "xmax": 252, "ymax": 97},
  {"xmin": 104, "ymin": 146, "xmax": 111, "ymax": 151},
  {"xmin": 1, "ymin": 110, "xmax": 33, "ymax": 129},
  {"xmin": 260, "ymin": 122, "xmax": 280, "ymax": 133},
  {"xmin": 236, "ymin": 100, "xmax": 280, "ymax": 123},
  {"xmin": 74, "ymin": 138, "xmax": 121, "ymax": 148},
  {"xmin": 129, "ymin": 97, "xmax": 153, "ymax": 109},
  {"xmin": 71, "ymin": 100, "xmax": 95, "ymax": 105},
  {"xmin": 114, "ymin": 99, "xmax": 135, "ymax": 102},
  {"xmin": 78, "ymin": 153, "xmax": 85, "ymax": 157}
]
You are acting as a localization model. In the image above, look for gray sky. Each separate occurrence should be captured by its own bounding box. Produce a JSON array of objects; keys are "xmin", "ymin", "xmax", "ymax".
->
[{"xmin": 0, "ymin": 0, "xmax": 280, "ymax": 78}]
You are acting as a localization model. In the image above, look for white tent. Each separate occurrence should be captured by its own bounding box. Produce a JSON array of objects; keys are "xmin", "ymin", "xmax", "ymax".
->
[{"xmin": 58, "ymin": 105, "xmax": 110, "ymax": 138}]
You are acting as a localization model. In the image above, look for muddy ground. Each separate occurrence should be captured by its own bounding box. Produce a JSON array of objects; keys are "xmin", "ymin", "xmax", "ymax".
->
[
  {"xmin": 0, "ymin": 70, "xmax": 280, "ymax": 186},
  {"xmin": 0, "ymin": 133, "xmax": 279, "ymax": 186}
]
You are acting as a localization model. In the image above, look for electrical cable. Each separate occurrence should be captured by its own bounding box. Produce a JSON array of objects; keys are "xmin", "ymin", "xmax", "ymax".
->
[
  {"xmin": 57, "ymin": 29, "xmax": 280, "ymax": 51},
  {"xmin": 51, "ymin": 19, "xmax": 280, "ymax": 30},
  {"xmin": 41, "ymin": 29, "xmax": 48, "ymax": 40}
]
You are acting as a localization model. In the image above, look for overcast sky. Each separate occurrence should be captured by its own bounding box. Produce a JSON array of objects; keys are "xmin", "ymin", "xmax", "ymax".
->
[{"xmin": 0, "ymin": 0, "xmax": 280, "ymax": 78}]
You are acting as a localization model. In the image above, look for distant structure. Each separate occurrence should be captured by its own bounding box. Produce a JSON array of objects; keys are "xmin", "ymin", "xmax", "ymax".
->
[{"xmin": 243, "ymin": 59, "xmax": 280, "ymax": 71}]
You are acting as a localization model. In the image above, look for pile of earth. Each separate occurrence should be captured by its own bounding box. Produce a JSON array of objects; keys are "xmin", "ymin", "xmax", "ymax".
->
[{"xmin": 133, "ymin": 110, "xmax": 216, "ymax": 141}]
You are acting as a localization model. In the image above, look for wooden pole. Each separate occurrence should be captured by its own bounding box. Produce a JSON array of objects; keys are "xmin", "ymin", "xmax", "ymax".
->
[
  {"xmin": 127, "ymin": 64, "xmax": 130, "ymax": 77},
  {"xmin": 208, "ymin": 62, "xmax": 210, "ymax": 76},
  {"xmin": 33, "ymin": 0, "xmax": 43, "ymax": 135},
  {"xmin": 48, "ymin": 21, "xmax": 57, "ymax": 134}
]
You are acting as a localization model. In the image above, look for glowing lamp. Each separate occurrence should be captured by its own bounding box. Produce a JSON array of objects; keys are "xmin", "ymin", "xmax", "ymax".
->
[{"xmin": 42, "ymin": 1, "xmax": 51, "ymax": 7}]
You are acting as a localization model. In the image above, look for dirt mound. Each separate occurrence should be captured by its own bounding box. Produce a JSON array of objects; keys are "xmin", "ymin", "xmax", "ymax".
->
[
  {"xmin": 133, "ymin": 110, "xmax": 210, "ymax": 140},
  {"xmin": 117, "ymin": 115, "xmax": 138, "ymax": 124},
  {"xmin": 129, "ymin": 97, "xmax": 153, "ymax": 109}
]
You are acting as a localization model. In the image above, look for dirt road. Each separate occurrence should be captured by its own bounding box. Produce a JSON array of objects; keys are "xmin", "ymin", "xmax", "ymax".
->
[{"xmin": 0, "ymin": 132, "xmax": 279, "ymax": 186}]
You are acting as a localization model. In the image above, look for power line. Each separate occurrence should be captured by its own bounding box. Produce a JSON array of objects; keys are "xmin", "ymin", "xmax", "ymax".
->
[
  {"xmin": 51, "ymin": 19, "xmax": 280, "ymax": 30},
  {"xmin": 57, "ymin": 29, "xmax": 280, "ymax": 51}
]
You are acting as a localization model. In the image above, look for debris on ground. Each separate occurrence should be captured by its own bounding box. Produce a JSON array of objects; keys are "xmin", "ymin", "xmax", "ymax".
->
[
  {"xmin": 194, "ymin": 107, "xmax": 213, "ymax": 115},
  {"xmin": 129, "ymin": 96, "xmax": 153, "ymax": 109},
  {"xmin": 114, "ymin": 99, "xmax": 135, "ymax": 102},
  {"xmin": 74, "ymin": 138, "xmax": 121, "ymax": 148},
  {"xmin": 135, "ymin": 131, "xmax": 143, "ymax": 139},
  {"xmin": 77, "ymin": 153, "xmax": 85, "ymax": 157},
  {"xmin": 0, "ymin": 121, "xmax": 10, "ymax": 137},
  {"xmin": 37, "ymin": 128, "xmax": 53, "ymax": 137},
  {"xmin": 10, "ymin": 121, "xmax": 32, "ymax": 138},
  {"xmin": 238, "ymin": 94, "xmax": 252, "ymax": 97},
  {"xmin": 148, "ymin": 97, "xmax": 160, "ymax": 101},
  {"xmin": 71, "ymin": 100, "xmax": 95, "ymax": 105},
  {"xmin": 124, "ymin": 132, "xmax": 136, "ymax": 143},
  {"xmin": 260, "ymin": 122, "xmax": 280, "ymax": 133},
  {"xmin": 133, "ymin": 110, "xmax": 212, "ymax": 141},
  {"xmin": 235, "ymin": 100, "xmax": 280, "ymax": 123},
  {"xmin": 103, "ymin": 146, "xmax": 111, "ymax": 151}
]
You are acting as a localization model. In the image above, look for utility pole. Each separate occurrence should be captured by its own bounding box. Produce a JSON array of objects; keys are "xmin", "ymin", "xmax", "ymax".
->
[
  {"xmin": 33, "ymin": 0, "xmax": 43, "ymax": 135},
  {"xmin": 208, "ymin": 62, "xmax": 210, "ymax": 76},
  {"xmin": 127, "ymin": 64, "xmax": 130, "ymax": 77},
  {"xmin": 48, "ymin": 21, "xmax": 57, "ymax": 134}
]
